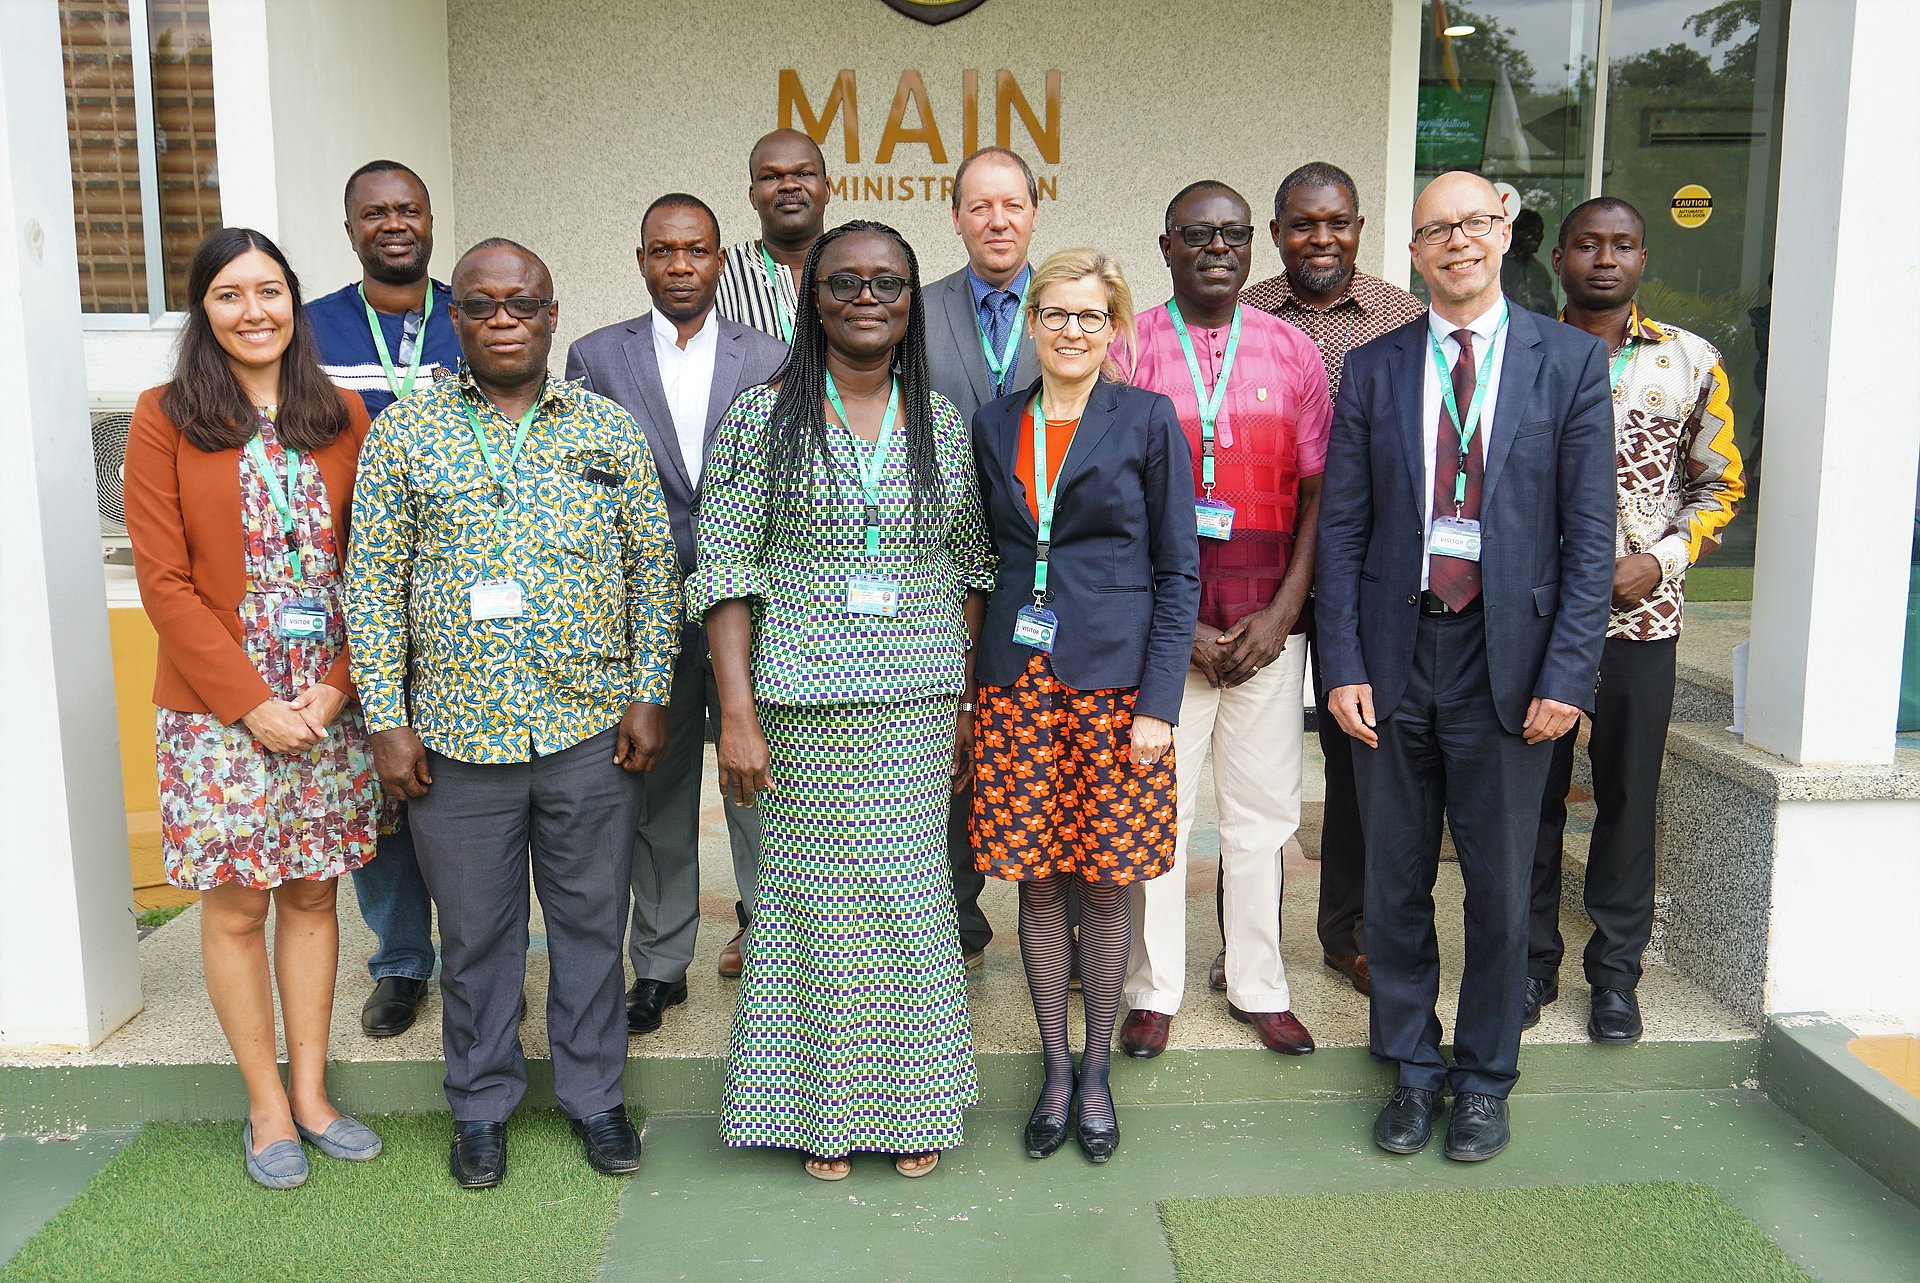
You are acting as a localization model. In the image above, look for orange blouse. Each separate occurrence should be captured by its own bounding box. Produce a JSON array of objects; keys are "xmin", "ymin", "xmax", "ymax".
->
[{"xmin": 1013, "ymin": 406, "xmax": 1083, "ymax": 524}]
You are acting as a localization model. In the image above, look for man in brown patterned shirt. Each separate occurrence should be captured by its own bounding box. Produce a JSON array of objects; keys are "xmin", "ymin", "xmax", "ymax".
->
[
  {"xmin": 1242, "ymin": 162, "xmax": 1426, "ymax": 1000},
  {"xmin": 1527, "ymin": 197, "xmax": 1745, "ymax": 1044}
]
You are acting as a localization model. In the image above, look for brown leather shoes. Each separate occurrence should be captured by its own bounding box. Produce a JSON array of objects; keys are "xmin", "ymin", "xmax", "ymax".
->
[
  {"xmin": 1324, "ymin": 953, "xmax": 1372, "ymax": 996},
  {"xmin": 718, "ymin": 929, "xmax": 745, "ymax": 979},
  {"xmin": 1120, "ymin": 1009, "xmax": 1172, "ymax": 1059},
  {"xmin": 1229, "ymin": 1005, "xmax": 1315, "ymax": 1055},
  {"xmin": 1208, "ymin": 949, "xmax": 1226, "ymax": 992}
]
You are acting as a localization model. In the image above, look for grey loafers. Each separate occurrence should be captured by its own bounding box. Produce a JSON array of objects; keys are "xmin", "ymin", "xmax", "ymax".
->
[
  {"xmin": 243, "ymin": 1123, "xmax": 309, "ymax": 1190},
  {"xmin": 298, "ymin": 1115, "xmax": 383, "ymax": 1161}
]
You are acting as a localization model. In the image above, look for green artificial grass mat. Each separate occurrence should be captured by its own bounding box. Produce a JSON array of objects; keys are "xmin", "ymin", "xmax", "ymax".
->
[
  {"xmin": 0, "ymin": 1111, "xmax": 627, "ymax": 1283},
  {"xmin": 1684, "ymin": 565, "xmax": 1754, "ymax": 602},
  {"xmin": 1159, "ymin": 1182, "xmax": 1815, "ymax": 1283}
]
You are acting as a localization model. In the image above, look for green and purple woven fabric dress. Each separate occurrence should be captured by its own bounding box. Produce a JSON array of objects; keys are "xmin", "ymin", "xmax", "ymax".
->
[{"xmin": 688, "ymin": 384, "xmax": 994, "ymax": 1157}]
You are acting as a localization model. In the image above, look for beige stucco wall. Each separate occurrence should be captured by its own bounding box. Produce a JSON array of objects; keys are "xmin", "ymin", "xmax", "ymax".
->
[{"xmin": 447, "ymin": 0, "xmax": 1401, "ymax": 347}]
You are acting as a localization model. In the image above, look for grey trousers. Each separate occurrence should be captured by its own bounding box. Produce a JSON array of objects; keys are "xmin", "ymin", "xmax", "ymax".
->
[
  {"xmin": 629, "ymin": 649, "xmax": 764, "ymax": 982},
  {"xmin": 409, "ymin": 727, "xmax": 637, "ymax": 1122}
]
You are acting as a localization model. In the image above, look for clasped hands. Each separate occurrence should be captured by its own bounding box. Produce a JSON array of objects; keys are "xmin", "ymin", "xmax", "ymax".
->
[
  {"xmin": 1326, "ymin": 684, "xmax": 1580, "ymax": 748},
  {"xmin": 1191, "ymin": 603, "xmax": 1296, "ymax": 690},
  {"xmin": 241, "ymin": 685, "xmax": 348, "ymax": 754}
]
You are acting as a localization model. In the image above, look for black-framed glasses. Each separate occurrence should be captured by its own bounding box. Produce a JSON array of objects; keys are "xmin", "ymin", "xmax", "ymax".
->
[
  {"xmin": 1175, "ymin": 223, "xmax": 1256, "ymax": 248},
  {"xmin": 820, "ymin": 272, "xmax": 909, "ymax": 303},
  {"xmin": 1414, "ymin": 214, "xmax": 1505, "ymax": 246},
  {"xmin": 454, "ymin": 296, "xmax": 553, "ymax": 321},
  {"xmin": 1034, "ymin": 306, "xmax": 1111, "ymax": 334}
]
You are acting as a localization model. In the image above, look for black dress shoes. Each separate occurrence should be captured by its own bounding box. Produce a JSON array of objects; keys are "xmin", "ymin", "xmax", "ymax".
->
[
  {"xmin": 1588, "ymin": 987, "xmax": 1644, "ymax": 1043},
  {"xmin": 450, "ymin": 1120, "xmax": 507, "ymax": 1188},
  {"xmin": 361, "ymin": 976, "xmax": 427, "ymax": 1038},
  {"xmin": 1024, "ymin": 1094, "xmax": 1071, "ymax": 1159},
  {"xmin": 1373, "ymin": 1086, "xmax": 1443, "ymax": 1155},
  {"xmin": 1443, "ymin": 1093, "xmax": 1510, "ymax": 1161},
  {"xmin": 570, "ymin": 1107, "xmax": 643, "ymax": 1176},
  {"xmin": 626, "ymin": 977, "xmax": 688, "ymax": 1035},
  {"xmin": 1522, "ymin": 976, "xmax": 1559, "ymax": 1030},
  {"xmin": 1075, "ymin": 1105, "xmax": 1119, "ymax": 1164}
]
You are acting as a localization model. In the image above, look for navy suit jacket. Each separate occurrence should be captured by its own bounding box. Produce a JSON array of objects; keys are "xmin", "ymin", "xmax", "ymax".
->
[
  {"xmin": 1313, "ymin": 302, "xmax": 1615, "ymax": 735},
  {"xmin": 972, "ymin": 378, "xmax": 1200, "ymax": 725}
]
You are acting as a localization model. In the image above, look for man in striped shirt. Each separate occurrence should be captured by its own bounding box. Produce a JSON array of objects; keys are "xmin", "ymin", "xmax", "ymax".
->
[
  {"xmin": 1528, "ymin": 196, "xmax": 1745, "ymax": 1044},
  {"xmin": 714, "ymin": 129, "xmax": 830, "ymax": 344}
]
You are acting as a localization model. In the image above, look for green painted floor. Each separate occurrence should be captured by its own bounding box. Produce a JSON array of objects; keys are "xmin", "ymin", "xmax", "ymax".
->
[
  {"xmin": 605, "ymin": 1092, "xmax": 1920, "ymax": 1283},
  {"xmin": 0, "ymin": 1133, "xmax": 131, "ymax": 1266}
]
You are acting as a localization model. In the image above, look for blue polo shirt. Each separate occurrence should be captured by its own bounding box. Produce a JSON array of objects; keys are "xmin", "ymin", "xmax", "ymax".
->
[{"xmin": 305, "ymin": 279, "xmax": 461, "ymax": 418}]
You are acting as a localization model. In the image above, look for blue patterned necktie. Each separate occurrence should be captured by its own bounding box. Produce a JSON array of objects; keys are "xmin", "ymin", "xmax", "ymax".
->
[{"xmin": 983, "ymin": 290, "xmax": 1017, "ymax": 387}]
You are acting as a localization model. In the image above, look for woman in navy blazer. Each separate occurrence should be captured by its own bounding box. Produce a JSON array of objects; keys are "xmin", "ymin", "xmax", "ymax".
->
[{"xmin": 969, "ymin": 247, "xmax": 1199, "ymax": 1164}]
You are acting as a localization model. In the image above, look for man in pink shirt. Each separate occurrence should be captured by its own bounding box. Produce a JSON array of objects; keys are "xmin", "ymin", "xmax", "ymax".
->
[{"xmin": 1120, "ymin": 180, "xmax": 1332, "ymax": 1058}]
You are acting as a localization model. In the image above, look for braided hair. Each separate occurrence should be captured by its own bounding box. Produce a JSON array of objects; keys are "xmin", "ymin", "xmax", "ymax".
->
[{"xmin": 760, "ymin": 219, "xmax": 943, "ymax": 549}]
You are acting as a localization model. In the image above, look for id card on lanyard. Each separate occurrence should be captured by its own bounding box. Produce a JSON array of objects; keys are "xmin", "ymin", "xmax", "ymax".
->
[
  {"xmin": 825, "ymin": 370, "xmax": 902, "ymax": 616},
  {"xmin": 1168, "ymin": 300, "xmax": 1241, "ymax": 541},
  {"xmin": 245, "ymin": 426, "xmax": 329, "ymax": 639},
  {"xmin": 461, "ymin": 391, "xmax": 541, "ymax": 620},
  {"xmin": 1016, "ymin": 392, "xmax": 1073, "ymax": 653},
  {"xmin": 360, "ymin": 283, "xmax": 433, "ymax": 402},
  {"xmin": 1424, "ymin": 304, "xmax": 1508, "ymax": 564}
]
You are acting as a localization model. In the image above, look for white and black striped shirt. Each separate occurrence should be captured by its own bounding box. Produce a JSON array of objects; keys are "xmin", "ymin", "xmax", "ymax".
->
[{"xmin": 715, "ymin": 239, "xmax": 797, "ymax": 344}]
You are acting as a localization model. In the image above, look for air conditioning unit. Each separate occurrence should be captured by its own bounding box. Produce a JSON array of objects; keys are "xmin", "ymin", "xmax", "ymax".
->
[{"xmin": 91, "ymin": 398, "xmax": 136, "ymax": 565}]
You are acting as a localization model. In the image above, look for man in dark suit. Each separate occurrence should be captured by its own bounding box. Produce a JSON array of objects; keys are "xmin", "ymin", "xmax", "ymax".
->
[
  {"xmin": 565, "ymin": 193, "xmax": 788, "ymax": 1031},
  {"xmin": 922, "ymin": 147, "xmax": 1044, "ymax": 965},
  {"xmin": 1315, "ymin": 172, "xmax": 1614, "ymax": 1162}
]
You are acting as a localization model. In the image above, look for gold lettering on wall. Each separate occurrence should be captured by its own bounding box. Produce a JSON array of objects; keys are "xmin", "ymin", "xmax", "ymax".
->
[
  {"xmin": 877, "ymin": 70, "xmax": 946, "ymax": 164},
  {"xmin": 995, "ymin": 69, "xmax": 1059, "ymax": 163},
  {"xmin": 778, "ymin": 69, "xmax": 860, "ymax": 163}
]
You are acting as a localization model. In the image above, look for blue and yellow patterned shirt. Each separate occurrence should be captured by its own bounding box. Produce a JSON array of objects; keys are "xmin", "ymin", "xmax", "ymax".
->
[{"xmin": 346, "ymin": 372, "xmax": 680, "ymax": 763}]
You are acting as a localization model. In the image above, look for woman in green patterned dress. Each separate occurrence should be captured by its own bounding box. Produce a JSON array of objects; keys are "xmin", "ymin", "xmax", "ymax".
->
[{"xmin": 689, "ymin": 220, "xmax": 993, "ymax": 1181}]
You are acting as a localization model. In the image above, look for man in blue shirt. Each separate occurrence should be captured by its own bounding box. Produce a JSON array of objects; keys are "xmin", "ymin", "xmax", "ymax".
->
[{"xmin": 305, "ymin": 159, "xmax": 463, "ymax": 1038}]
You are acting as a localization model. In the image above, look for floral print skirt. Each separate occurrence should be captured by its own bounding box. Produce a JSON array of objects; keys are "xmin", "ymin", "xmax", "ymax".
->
[{"xmin": 971, "ymin": 653, "xmax": 1177, "ymax": 886}]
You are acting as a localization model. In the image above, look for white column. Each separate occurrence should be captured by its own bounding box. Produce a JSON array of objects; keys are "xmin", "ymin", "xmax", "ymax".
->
[
  {"xmin": 1380, "ymin": 0, "xmax": 1423, "ymax": 289},
  {"xmin": 0, "ymin": 3, "xmax": 143, "ymax": 1048},
  {"xmin": 1744, "ymin": 0, "xmax": 1920, "ymax": 766}
]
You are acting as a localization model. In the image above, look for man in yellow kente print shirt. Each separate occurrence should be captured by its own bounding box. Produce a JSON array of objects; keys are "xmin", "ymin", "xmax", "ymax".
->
[{"xmin": 347, "ymin": 237, "xmax": 680, "ymax": 1190}]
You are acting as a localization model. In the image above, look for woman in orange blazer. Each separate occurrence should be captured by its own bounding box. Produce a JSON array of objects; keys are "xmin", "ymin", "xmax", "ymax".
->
[{"xmin": 124, "ymin": 228, "xmax": 385, "ymax": 1190}]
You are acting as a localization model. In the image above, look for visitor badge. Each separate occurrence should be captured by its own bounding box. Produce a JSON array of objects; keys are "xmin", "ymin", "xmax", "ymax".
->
[
  {"xmin": 1013, "ymin": 603, "xmax": 1059, "ymax": 652},
  {"xmin": 1195, "ymin": 498, "xmax": 1236, "ymax": 541},
  {"xmin": 845, "ymin": 574, "xmax": 900, "ymax": 618},
  {"xmin": 1427, "ymin": 516, "xmax": 1483, "ymax": 562},
  {"xmin": 278, "ymin": 597, "xmax": 329, "ymax": 640},
  {"xmin": 469, "ymin": 577, "xmax": 526, "ymax": 621}
]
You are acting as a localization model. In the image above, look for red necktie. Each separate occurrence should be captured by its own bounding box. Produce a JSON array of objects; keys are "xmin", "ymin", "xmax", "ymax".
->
[{"xmin": 1429, "ymin": 328, "xmax": 1484, "ymax": 611}]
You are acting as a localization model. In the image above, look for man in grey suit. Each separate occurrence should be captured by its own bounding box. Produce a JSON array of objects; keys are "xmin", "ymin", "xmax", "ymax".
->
[
  {"xmin": 565, "ymin": 193, "xmax": 788, "ymax": 1032},
  {"xmin": 922, "ymin": 147, "xmax": 1043, "ymax": 964},
  {"xmin": 1315, "ymin": 172, "xmax": 1615, "ymax": 1162}
]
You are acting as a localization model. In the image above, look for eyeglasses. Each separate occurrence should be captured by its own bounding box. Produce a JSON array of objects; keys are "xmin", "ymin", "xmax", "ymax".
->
[
  {"xmin": 1414, "ymin": 214, "xmax": 1505, "ymax": 246},
  {"xmin": 1174, "ymin": 223, "xmax": 1256, "ymax": 249},
  {"xmin": 820, "ymin": 272, "xmax": 909, "ymax": 303},
  {"xmin": 453, "ymin": 296, "xmax": 553, "ymax": 321},
  {"xmin": 1033, "ymin": 307, "xmax": 1111, "ymax": 333}
]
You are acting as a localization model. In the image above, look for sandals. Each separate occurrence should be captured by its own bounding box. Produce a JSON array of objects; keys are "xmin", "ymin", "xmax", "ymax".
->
[
  {"xmin": 894, "ymin": 1151, "xmax": 939, "ymax": 1178},
  {"xmin": 803, "ymin": 1154, "xmax": 851, "ymax": 1181}
]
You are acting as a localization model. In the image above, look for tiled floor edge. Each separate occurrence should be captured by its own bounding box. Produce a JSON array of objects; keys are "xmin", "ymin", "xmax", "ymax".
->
[
  {"xmin": 1762, "ymin": 1014, "xmax": 1920, "ymax": 1208},
  {"xmin": 0, "ymin": 1039, "xmax": 1760, "ymax": 1131}
]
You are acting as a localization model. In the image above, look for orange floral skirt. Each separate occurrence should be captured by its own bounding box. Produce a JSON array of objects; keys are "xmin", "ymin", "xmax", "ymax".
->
[{"xmin": 971, "ymin": 653, "xmax": 1176, "ymax": 886}]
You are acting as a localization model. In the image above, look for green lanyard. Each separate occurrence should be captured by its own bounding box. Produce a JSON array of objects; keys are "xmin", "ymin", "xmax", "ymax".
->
[
  {"xmin": 759, "ymin": 242, "xmax": 795, "ymax": 344},
  {"xmin": 244, "ymin": 433, "xmax": 304, "ymax": 583},
  {"xmin": 978, "ymin": 280, "xmax": 1028, "ymax": 392},
  {"xmin": 1029, "ymin": 390, "xmax": 1076, "ymax": 600},
  {"xmin": 1609, "ymin": 338, "xmax": 1637, "ymax": 396},
  {"xmin": 1167, "ymin": 300, "xmax": 1241, "ymax": 496},
  {"xmin": 359, "ymin": 283, "xmax": 432, "ymax": 401},
  {"xmin": 461, "ymin": 391, "xmax": 541, "ymax": 558},
  {"xmin": 1426, "ymin": 304, "xmax": 1509, "ymax": 509},
  {"xmin": 823, "ymin": 370, "xmax": 899, "ymax": 557}
]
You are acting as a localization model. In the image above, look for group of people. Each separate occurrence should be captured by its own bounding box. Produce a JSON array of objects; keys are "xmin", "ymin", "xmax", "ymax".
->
[{"xmin": 123, "ymin": 127, "xmax": 1743, "ymax": 1191}]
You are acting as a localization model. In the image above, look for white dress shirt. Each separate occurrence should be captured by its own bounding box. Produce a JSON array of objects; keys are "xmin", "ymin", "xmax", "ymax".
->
[
  {"xmin": 1419, "ymin": 296, "xmax": 1510, "ymax": 590},
  {"xmin": 650, "ymin": 308, "xmax": 718, "ymax": 487}
]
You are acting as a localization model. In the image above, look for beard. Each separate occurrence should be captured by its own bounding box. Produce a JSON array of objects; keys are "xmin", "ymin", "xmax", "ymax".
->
[
  {"xmin": 1296, "ymin": 258, "xmax": 1352, "ymax": 296},
  {"xmin": 364, "ymin": 245, "xmax": 431, "ymax": 286}
]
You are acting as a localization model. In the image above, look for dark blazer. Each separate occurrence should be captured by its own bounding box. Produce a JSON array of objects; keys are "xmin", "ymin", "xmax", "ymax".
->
[
  {"xmin": 972, "ymin": 378, "xmax": 1200, "ymax": 724},
  {"xmin": 924, "ymin": 264, "xmax": 1041, "ymax": 421},
  {"xmin": 1313, "ymin": 303, "xmax": 1615, "ymax": 735},
  {"xmin": 564, "ymin": 309, "xmax": 789, "ymax": 575}
]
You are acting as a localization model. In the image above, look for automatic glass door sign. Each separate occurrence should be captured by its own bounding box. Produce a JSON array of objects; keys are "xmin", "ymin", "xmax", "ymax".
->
[{"xmin": 1671, "ymin": 185, "xmax": 1713, "ymax": 229}]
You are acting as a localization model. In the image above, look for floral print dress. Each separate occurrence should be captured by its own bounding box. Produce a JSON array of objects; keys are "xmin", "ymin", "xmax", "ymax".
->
[{"xmin": 156, "ymin": 415, "xmax": 382, "ymax": 890}]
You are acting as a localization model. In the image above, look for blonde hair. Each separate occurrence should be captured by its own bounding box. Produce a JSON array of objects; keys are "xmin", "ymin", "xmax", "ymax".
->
[{"xmin": 1026, "ymin": 246, "xmax": 1135, "ymax": 382}]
